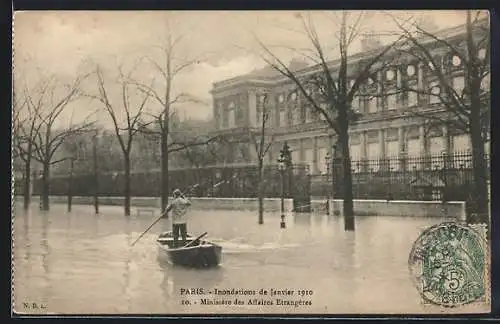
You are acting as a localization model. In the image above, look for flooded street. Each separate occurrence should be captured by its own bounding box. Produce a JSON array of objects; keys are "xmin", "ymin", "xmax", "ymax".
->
[{"xmin": 12, "ymin": 203, "xmax": 480, "ymax": 315}]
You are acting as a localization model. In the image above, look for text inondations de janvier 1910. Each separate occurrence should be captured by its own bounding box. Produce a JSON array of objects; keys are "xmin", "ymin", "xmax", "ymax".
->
[{"xmin": 179, "ymin": 288, "xmax": 314, "ymax": 308}]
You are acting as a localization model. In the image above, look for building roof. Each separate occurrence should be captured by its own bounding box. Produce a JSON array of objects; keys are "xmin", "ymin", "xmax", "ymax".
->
[{"xmin": 212, "ymin": 17, "xmax": 489, "ymax": 93}]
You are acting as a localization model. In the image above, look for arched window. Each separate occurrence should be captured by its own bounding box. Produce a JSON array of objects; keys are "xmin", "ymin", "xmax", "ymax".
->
[{"xmin": 228, "ymin": 101, "xmax": 236, "ymax": 127}]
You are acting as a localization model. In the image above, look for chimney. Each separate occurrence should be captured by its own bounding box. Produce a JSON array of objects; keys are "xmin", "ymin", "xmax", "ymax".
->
[{"xmin": 360, "ymin": 33, "xmax": 382, "ymax": 52}]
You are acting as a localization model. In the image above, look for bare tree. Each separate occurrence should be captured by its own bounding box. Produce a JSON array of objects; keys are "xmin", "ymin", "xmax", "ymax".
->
[
  {"xmin": 23, "ymin": 74, "xmax": 95, "ymax": 211},
  {"xmin": 257, "ymin": 11, "xmax": 403, "ymax": 231},
  {"xmin": 136, "ymin": 116, "xmax": 221, "ymax": 164},
  {"xmin": 391, "ymin": 11, "xmax": 490, "ymax": 224},
  {"xmin": 89, "ymin": 64, "xmax": 151, "ymax": 216},
  {"xmin": 12, "ymin": 87, "xmax": 36, "ymax": 210},
  {"xmin": 249, "ymin": 93, "xmax": 274, "ymax": 224},
  {"xmin": 130, "ymin": 22, "xmax": 209, "ymax": 213},
  {"xmin": 177, "ymin": 136, "xmax": 221, "ymax": 170}
]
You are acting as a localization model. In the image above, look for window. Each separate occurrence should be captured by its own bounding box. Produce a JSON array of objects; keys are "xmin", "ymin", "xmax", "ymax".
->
[
  {"xmin": 305, "ymin": 149, "xmax": 314, "ymax": 172},
  {"xmin": 478, "ymin": 48, "xmax": 487, "ymax": 60},
  {"xmin": 228, "ymin": 102, "xmax": 236, "ymax": 127},
  {"xmin": 386, "ymin": 140, "xmax": 399, "ymax": 170},
  {"xmin": 222, "ymin": 106, "xmax": 229, "ymax": 128},
  {"xmin": 407, "ymin": 138, "xmax": 420, "ymax": 157},
  {"xmin": 216, "ymin": 103, "xmax": 223, "ymax": 129},
  {"xmin": 453, "ymin": 134, "xmax": 470, "ymax": 152},
  {"xmin": 279, "ymin": 108, "xmax": 287, "ymax": 127},
  {"xmin": 386, "ymin": 69, "xmax": 395, "ymax": 81},
  {"xmin": 352, "ymin": 96, "xmax": 360, "ymax": 112},
  {"xmin": 367, "ymin": 96, "xmax": 377, "ymax": 113},
  {"xmin": 386, "ymin": 93, "xmax": 397, "ymax": 110},
  {"xmin": 319, "ymin": 103, "xmax": 327, "ymax": 120},
  {"xmin": 305, "ymin": 105, "xmax": 314, "ymax": 123},
  {"xmin": 408, "ymin": 91, "xmax": 418, "ymax": 107},
  {"xmin": 481, "ymin": 74, "xmax": 490, "ymax": 91},
  {"xmin": 318, "ymin": 147, "xmax": 328, "ymax": 174},
  {"xmin": 367, "ymin": 142, "xmax": 380, "ymax": 172},
  {"xmin": 452, "ymin": 55, "xmax": 462, "ymax": 67},
  {"xmin": 407, "ymin": 65, "xmax": 416, "ymax": 76},
  {"xmin": 350, "ymin": 145, "xmax": 361, "ymax": 173},
  {"xmin": 453, "ymin": 76, "xmax": 465, "ymax": 97},
  {"xmin": 293, "ymin": 106, "xmax": 302, "ymax": 125},
  {"xmin": 429, "ymin": 136, "xmax": 444, "ymax": 155},
  {"xmin": 429, "ymin": 81, "xmax": 441, "ymax": 104}
]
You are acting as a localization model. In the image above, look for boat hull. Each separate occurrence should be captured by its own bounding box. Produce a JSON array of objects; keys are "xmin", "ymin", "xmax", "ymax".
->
[{"xmin": 157, "ymin": 232, "xmax": 222, "ymax": 268}]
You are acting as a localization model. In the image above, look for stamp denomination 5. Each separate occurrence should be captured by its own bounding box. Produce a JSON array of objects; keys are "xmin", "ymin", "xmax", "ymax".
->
[{"xmin": 408, "ymin": 222, "xmax": 487, "ymax": 307}]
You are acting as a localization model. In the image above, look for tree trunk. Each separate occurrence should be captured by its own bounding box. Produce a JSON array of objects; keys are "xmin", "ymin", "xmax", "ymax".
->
[
  {"xmin": 258, "ymin": 159, "xmax": 264, "ymax": 225},
  {"xmin": 124, "ymin": 157, "xmax": 131, "ymax": 216},
  {"xmin": 41, "ymin": 162, "xmax": 50, "ymax": 211},
  {"xmin": 22, "ymin": 157, "xmax": 31, "ymax": 211},
  {"xmin": 339, "ymin": 129, "xmax": 355, "ymax": 231},
  {"xmin": 469, "ymin": 114, "xmax": 488, "ymax": 225},
  {"xmin": 160, "ymin": 132, "xmax": 169, "ymax": 213},
  {"xmin": 93, "ymin": 137, "xmax": 99, "ymax": 215},
  {"xmin": 67, "ymin": 158, "xmax": 74, "ymax": 213}
]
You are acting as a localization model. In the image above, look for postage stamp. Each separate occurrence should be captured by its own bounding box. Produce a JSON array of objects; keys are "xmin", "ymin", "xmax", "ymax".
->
[{"xmin": 408, "ymin": 222, "xmax": 489, "ymax": 308}]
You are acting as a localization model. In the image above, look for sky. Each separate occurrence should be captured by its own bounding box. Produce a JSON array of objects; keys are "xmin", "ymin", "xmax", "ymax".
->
[{"xmin": 13, "ymin": 10, "xmax": 478, "ymax": 129}]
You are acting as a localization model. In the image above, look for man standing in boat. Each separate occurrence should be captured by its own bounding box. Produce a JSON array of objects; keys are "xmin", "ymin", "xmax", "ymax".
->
[{"xmin": 162, "ymin": 189, "xmax": 192, "ymax": 247}]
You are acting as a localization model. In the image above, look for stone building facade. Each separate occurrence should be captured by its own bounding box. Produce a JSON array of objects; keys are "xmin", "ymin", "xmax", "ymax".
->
[{"xmin": 210, "ymin": 20, "xmax": 490, "ymax": 175}]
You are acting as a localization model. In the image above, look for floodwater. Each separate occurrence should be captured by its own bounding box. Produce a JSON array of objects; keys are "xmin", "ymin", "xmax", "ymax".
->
[{"xmin": 12, "ymin": 202, "xmax": 489, "ymax": 315}]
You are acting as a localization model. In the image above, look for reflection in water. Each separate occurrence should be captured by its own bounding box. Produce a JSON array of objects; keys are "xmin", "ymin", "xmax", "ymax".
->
[
  {"xmin": 40, "ymin": 213, "xmax": 50, "ymax": 300},
  {"xmin": 13, "ymin": 203, "xmax": 467, "ymax": 314}
]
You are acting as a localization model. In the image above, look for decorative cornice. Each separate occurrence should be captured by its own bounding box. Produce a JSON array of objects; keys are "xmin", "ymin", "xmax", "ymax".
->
[{"xmin": 211, "ymin": 18, "xmax": 488, "ymax": 94}]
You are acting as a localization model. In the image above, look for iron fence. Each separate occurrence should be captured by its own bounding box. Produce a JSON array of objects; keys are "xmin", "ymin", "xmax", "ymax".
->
[
  {"xmin": 24, "ymin": 163, "xmax": 311, "ymax": 199},
  {"xmin": 14, "ymin": 151, "xmax": 488, "ymax": 202},
  {"xmin": 311, "ymin": 151, "xmax": 490, "ymax": 201}
]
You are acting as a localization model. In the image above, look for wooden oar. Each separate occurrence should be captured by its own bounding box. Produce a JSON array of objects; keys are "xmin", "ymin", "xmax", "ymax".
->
[
  {"xmin": 182, "ymin": 232, "xmax": 208, "ymax": 248},
  {"xmin": 130, "ymin": 211, "xmax": 166, "ymax": 247}
]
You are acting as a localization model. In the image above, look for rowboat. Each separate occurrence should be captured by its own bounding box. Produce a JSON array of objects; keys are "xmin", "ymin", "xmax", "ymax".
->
[{"xmin": 156, "ymin": 231, "xmax": 222, "ymax": 268}]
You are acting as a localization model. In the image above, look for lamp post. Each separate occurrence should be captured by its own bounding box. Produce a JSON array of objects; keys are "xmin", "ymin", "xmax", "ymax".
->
[
  {"xmin": 325, "ymin": 152, "xmax": 331, "ymax": 215},
  {"xmin": 331, "ymin": 144, "xmax": 338, "ymax": 215},
  {"xmin": 278, "ymin": 153, "xmax": 286, "ymax": 229}
]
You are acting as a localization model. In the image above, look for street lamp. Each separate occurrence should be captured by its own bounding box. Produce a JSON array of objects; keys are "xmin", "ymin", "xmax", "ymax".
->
[
  {"xmin": 278, "ymin": 154, "xmax": 286, "ymax": 229},
  {"xmin": 331, "ymin": 144, "xmax": 339, "ymax": 215}
]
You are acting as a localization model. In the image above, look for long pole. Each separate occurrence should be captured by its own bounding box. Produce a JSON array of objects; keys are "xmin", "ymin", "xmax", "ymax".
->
[{"xmin": 130, "ymin": 213, "xmax": 165, "ymax": 247}]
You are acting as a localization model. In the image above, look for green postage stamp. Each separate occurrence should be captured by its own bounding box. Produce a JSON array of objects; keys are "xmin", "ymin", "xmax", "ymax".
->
[{"xmin": 408, "ymin": 222, "xmax": 489, "ymax": 308}]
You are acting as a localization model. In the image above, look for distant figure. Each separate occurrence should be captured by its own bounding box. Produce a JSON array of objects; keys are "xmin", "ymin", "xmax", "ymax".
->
[{"xmin": 163, "ymin": 189, "xmax": 192, "ymax": 247}]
